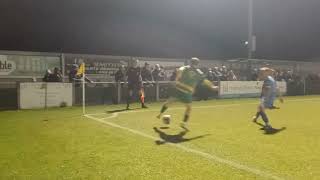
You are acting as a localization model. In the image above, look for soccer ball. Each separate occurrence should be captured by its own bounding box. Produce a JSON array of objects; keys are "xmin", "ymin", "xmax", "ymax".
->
[{"xmin": 162, "ymin": 115, "xmax": 171, "ymax": 124}]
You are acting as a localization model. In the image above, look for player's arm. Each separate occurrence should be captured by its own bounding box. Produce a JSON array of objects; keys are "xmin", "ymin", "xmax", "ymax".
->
[
  {"xmin": 195, "ymin": 68, "xmax": 218, "ymax": 91},
  {"xmin": 175, "ymin": 68, "xmax": 183, "ymax": 81}
]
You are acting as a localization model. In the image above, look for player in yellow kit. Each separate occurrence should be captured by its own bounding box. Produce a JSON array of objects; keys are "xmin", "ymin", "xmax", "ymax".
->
[{"xmin": 157, "ymin": 57, "xmax": 218, "ymax": 130}]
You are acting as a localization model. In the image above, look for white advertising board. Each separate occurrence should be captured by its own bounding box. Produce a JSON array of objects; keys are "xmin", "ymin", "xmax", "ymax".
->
[
  {"xmin": 19, "ymin": 83, "xmax": 73, "ymax": 109},
  {"xmin": 219, "ymin": 81, "xmax": 287, "ymax": 98}
]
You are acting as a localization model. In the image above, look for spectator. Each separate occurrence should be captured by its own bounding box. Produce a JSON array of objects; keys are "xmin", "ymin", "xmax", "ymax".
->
[
  {"xmin": 152, "ymin": 64, "xmax": 165, "ymax": 81},
  {"xmin": 43, "ymin": 67, "xmax": 62, "ymax": 82},
  {"xmin": 43, "ymin": 69, "xmax": 52, "ymax": 82},
  {"xmin": 170, "ymin": 68, "xmax": 178, "ymax": 81},
  {"xmin": 213, "ymin": 67, "xmax": 222, "ymax": 81},
  {"xmin": 206, "ymin": 68, "xmax": 215, "ymax": 81},
  {"xmin": 227, "ymin": 70, "xmax": 237, "ymax": 81},
  {"xmin": 141, "ymin": 62, "xmax": 153, "ymax": 82},
  {"xmin": 115, "ymin": 65, "xmax": 126, "ymax": 82},
  {"xmin": 251, "ymin": 68, "xmax": 258, "ymax": 81},
  {"xmin": 50, "ymin": 67, "xmax": 63, "ymax": 82},
  {"xmin": 69, "ymin": 64, "xmax": 78, "ymax": 83},
  {"xmin": 160, "ymin": 66, "xmax": 167, "ymax": 80},
  {"xmin": 220, "ymin": 66, "xmax": 228, "ymax": 81}
]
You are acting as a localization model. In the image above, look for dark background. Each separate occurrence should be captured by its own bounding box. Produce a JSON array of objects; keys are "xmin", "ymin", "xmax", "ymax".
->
[{"xmin": 0, "ymin": 0, "xmax": 319, "ymax": 60}]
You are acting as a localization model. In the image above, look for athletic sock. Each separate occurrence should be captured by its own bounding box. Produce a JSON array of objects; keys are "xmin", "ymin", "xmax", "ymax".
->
[
  {"xmin": 140, "ymin": 91, "xmax": 145, "ymax": 104},
  {"xmin": 183, "ymin": 114, "xmax": 189, "ymax": 122},
  {"xmin": 160, "ymin": 105, "xmax": 168, "ymax": 113},
  {"xmin": 260, "ymin": 111, "xmax": 269, "ymax": 125}
]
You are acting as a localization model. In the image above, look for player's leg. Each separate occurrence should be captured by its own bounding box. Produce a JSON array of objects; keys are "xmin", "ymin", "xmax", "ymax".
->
[
  {"xmin": 157, "ymin": 97, "xmax": 175, "ymax": 119},
  {"xmin": 253, "ymin": 105, "xmax": 262, "ymax": 122},
  {"xmin": 260, "ymin": 106, "xmax": 272, "ymax": 129},
  {"xmin": 255, "ymin": 100, "xmax": 273, "ymax": 129},
  {"xmin": 126, "ymin": 85, "xmax": 133, "ymax": 109},
  {"xmin": 139, "ymin": 88, "xmax": 147, "ymax": 108},
  {"xmin": 180, "ymin": 103, "xmax": 192, "ymax": 130},
  {"xmin": 253, "ymin": 97, "xmax": 265, "ymax": 122}
]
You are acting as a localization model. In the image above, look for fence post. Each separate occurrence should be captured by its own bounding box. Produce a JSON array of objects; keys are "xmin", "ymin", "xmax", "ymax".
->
[
  {"xmin": 156, "ymin": 81, "xmax": 159, "ymax": 101},
  {"xmin": 44, "ymin": 82, "xmax": 48, "ymax": 109},
  {"xmin": 303, "ymin": 77, "xmax": 306, "ymax": 95},
  {"xmin": 217, "ymin": 80, "xmax": 221, "ymax": 99},
  {"xmin": 61, "ymin": 53, "xmax": 65, "ymax": 82},
  {"xmin": 16, "ymin": 82, "xmax": 21, "ymax": 110},
  {"xmin": 117, "ymin": 82, "xmax": 121, "ymax": 104}
]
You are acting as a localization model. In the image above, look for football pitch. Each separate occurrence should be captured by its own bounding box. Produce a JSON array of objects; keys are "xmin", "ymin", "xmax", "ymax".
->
[{"xmin": 0, "ymin": 96, "xmax": 319, "ymax": 179}]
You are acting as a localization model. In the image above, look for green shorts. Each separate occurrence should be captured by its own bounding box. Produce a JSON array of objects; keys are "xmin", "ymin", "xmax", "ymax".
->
[{"xmin": 174, "ymin": 89, "xmax": 192, "ymax": 104}]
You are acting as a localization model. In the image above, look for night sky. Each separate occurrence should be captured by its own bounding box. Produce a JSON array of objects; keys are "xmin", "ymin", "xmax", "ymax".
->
[{"xmin": 0, "ymin": 0, "xmax": 319, "ymax": 60}]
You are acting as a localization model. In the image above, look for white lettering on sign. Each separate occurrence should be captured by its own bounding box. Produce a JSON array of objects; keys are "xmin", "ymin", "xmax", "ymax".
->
[
  {"xmin": 219, "ymin": 81, "xmax": 287, "ymax": 98},
  {"xmin": 0, "ymin": 55, "xmax": 16, "ymax": 75}
]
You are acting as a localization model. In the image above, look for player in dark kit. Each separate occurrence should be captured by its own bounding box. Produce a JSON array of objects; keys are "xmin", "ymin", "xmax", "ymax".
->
[{"xmin": 126, "ymin": 59, "xmax": 148, "ymax": 109}]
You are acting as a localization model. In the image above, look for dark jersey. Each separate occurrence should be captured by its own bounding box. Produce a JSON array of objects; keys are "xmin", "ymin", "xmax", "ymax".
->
[
  {"xmin": 115, "ymin": 70, "xmax": 125, "ymax": 82},
  {"xmin": 141, "ymin": 67, "xmax": 153, "ymax": 81},
  {"xmin": 126, "ymin": 67, "xmax": 142, "ymax": 84}
]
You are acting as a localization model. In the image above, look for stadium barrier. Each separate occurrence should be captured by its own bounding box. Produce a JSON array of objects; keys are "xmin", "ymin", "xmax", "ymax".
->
[
  {"xmin": 18, "ymin": 82, "xmax": 73, "ymax": 109},
  {"xmin": 73, "ymin": 81, "xmax": 177, "ymax": 106},
  {"xmin": 0, "ymin": 82, "xmax": 18, "ymax": 110},
  {"xmin": 305, "ymin": 79, "xmax": 320, "ymax": 95},
  {"xmin": 76, "ymin": 81, "xmax": 287, "ymax": 107},
  {"xmin": 1, "ymin": 80, "xmax": 320, "ymax": 110},
  {"xmin": 219, "ymin": 81, "xmax": 287, "ymax": 98}
]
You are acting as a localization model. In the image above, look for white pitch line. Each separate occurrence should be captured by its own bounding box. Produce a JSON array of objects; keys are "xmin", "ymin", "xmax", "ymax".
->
[{"xmin": 84, "ymin": 113, "xmax": 284, "ymax": 180}]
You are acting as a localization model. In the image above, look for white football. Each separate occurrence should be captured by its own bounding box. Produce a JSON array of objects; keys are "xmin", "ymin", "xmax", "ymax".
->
[{"xmin": 162, "ymin": 115, "xmax": 171, "ymax": 124}]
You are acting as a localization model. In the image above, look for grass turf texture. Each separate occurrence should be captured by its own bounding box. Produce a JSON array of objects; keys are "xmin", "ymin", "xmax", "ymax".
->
[{"xmin": 0, "ymin": 96, "xmax": 319, "ymax": 179}]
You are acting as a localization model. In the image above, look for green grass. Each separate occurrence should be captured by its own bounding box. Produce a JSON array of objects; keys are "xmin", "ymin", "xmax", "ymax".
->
[{"xmin": 0, "ymin": 96, "xmax": 320, "ymax": 180}]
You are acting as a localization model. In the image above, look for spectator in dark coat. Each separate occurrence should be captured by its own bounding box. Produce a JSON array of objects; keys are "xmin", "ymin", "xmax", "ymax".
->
[
  {"xmin": 50, "ymin": 67, "xmax": 63, "ymax": 82},
  {"xmin": 152, "ymin": 64, "xmax": 165, "ymax": 81},
  {"xmin": 69, "ymin": 64, "xmax": 78, "ymax": 83},
  {"xmin": 141, "ymin": 63, "xmax": 153, "ymax": 82},
  {"xmin": 114, "ymin": 65, "xmax": 126, "ymax": 82},
  {"xmin": 170, "ymin": 68, "xmax": 178, "ymax": 81},
  {"xmin": 206, "ymin": 68, "xmax": 215, "ymax": 81},
  {"xmin": 43, "ymin": 69, "xmax": 52, "ymax": 82}
]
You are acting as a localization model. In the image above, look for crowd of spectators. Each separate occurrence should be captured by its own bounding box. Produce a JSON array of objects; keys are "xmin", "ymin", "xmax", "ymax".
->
[
  {"xmin": 61, "ymin": 61, "xmax": 319, "ymax": 85},
  {"xmin": 114, "ymin": 62, "xmax": 174, "ymax": 83},
  {"xmin": 113, "ymin": 62, "xmax": 315, "ymax": 84},
  {"xmin": 113, "ymin": 63, "xmax": 242, "ymax": 83},
  {"xmin": 42, "ymin": 67, "xmax": 63, "ymax": 82}
]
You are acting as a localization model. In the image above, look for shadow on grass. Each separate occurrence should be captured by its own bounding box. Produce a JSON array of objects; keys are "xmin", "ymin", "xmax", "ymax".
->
[
  {"xmin": 106, "ymin": 108, "xmax": 140, "ymax": 114},
  {"xmin": 153, "ymin": 127, "xmax": 210, "ymax": 145},
  {"xmin": 262, "ymin": 127, "xmax": 286, "ymax": 135},
  {"xmin": 254, "ymin": 121, "xmax": 286, "ymax": 135}
]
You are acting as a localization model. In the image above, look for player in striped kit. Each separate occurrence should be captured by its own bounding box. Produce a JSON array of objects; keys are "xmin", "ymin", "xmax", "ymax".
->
[{"xmin": 157, "ymin": 57, "xmax": 218, "ymax": 130}]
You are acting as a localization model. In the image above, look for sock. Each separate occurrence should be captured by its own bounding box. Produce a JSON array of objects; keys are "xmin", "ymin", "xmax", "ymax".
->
[
  {"xmin": 183, "ymin": 114, "xmax": 190, "ymax": 122},
  {"xmin": 260, "ymin": 111, "xmax": 269, "ymax": 125},
  {"xmin": 140, "ymin": 94, "xmax": 145, "ymax": 105},
  {"xmin": 160, "ymin": 105, "xmax": 168, "ymax": 113}
]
